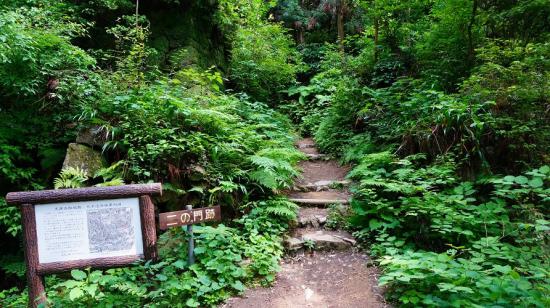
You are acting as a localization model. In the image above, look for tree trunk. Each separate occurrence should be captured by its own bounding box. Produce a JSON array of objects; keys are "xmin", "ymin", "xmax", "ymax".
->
[
  {"xmin": 374, "ymin": 17, "xmax": 379, "ymax": 61},
  {"xmin": 467, "ymin": 0, "xmax": 478, "ymax": 66},
  {"xmin": 337, "ymin": 0, "xmax": 346, "ymax": 52},
  {"xmin": 297, "ymin": 28, "xmax": 304, "ymax": 44}
]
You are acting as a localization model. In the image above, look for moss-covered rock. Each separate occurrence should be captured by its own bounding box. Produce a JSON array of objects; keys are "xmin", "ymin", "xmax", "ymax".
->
[{"xmin": 61, "ymin": 143, "xmax": 105, "ymax": 177}]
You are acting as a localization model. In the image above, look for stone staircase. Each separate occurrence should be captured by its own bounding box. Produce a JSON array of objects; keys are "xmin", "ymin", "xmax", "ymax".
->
[
  {"xmin": 225, "ymin": 138, "xmax": 388, "ymax": 308},
  {"xmin": 284, "ymin": 138, "xmax": 355, "ymax": 253}
]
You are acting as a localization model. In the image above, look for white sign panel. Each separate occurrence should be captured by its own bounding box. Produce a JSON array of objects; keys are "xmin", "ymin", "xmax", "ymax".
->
[{"xmin": 35, "ymin": 198, "xmax": 144, "ymax": 264}]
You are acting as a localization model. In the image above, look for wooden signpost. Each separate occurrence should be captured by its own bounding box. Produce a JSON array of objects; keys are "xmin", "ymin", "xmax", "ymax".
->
[
  {"xmin": 158, "ymin": 205, "xmax": 221, "ymax": 230},
  {"xmin": 6, "ymin": 183, "xmax": 162, "ymax": 308},
  {"xmin": 159, "ymin": 205, "xmax": 221, "ymax": 265}
]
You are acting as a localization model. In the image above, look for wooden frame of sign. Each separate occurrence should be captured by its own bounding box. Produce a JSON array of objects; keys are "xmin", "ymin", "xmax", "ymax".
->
[{"xmin": 6, "ymin": 183, "xmax": 162, "ymax": 307}]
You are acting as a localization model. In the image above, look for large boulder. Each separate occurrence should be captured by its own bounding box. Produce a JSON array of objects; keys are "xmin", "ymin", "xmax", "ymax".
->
[
  {"xmin": 76, "ymin": 126, "xmax": 107, "ymax": 148},
  {"xmin": 62, "ymin": 143, "xmax": 105, "ymax": 177}
]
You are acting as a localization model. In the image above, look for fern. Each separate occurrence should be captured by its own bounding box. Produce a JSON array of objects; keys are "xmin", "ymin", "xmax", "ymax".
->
[
  {"xmin": 95, "ymin": 178, "xmax": 125, "ymax": 187},
  {"xmin": 248, "ymin": 170, "xmax": 278, "ymax": 189},
  {"xmin": 249, "ymin": 155, "xmax": 278, "ymax": 171},
  {"xmin": 263, "ymin": 199, "xmax": 298, "ymax": 220},
  {"xmin": 248, "ymin": 147, "xmax": 305, "ymax": 190},
  {"xmin": 54, "ymin": 167, "xmax": 88, "ymax": 189}
]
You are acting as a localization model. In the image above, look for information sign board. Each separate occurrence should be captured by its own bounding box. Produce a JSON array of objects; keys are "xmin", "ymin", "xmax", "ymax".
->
[{"xmin": 6, "ymin": 183, "xmax": 162, "ymax": 308}]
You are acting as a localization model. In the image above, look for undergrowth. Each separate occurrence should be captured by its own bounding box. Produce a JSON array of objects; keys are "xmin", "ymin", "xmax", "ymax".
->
[
  {"xmin": 348, "ymin": 154, "xmax": 549, "ymax": 306},
  {"xmin": 0, "ymin": 198, "xmax": 298, "ymax": 307}
]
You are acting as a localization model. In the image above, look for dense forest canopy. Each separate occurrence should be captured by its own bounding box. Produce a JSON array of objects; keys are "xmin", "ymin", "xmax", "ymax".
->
[{"xmin": 0, "ymin": 0, "xmax": 548, "ymax": 307}]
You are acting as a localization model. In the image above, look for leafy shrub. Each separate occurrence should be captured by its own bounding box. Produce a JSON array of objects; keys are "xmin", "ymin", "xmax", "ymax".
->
[
  {"xmin": 0, "ymin": 3, "xmax": 99, "ymax": 240},
  {"xmin": 285, "ymin": 68, "xmax": 341, "ymax": 136},
  {"xmin": 325, "ymin": 203, "xmax": 352, "ymax": 230},
  {"xmin": 0, "ymin": 7, "xmax": 93, "ymax": 97},
  {"xmin": 0, "ymin": 197, "xmax": 21, "ymax": 238},
  {"xmin": 229, "ymin": 24, "xmax": 303, "ymax": 103},
  {"xmin": 460, "ymin": 40, "xmax": 550, "ymax": 172},
  {"xmin": 348, "ymin": 153, "xmax": 549, "ymax": 307},
  {"xmin": 314, "ymin": 75, "xmax": 365, "ymax": 155},
  {"xmin": 75, "ymin": 67, "xmax": 303, "ymax": 209},
  {"xmin": 238, "ymin": 198, "xmax": 298, "ymax": 237},
  {"xmin": 248, "ymin": 148, "xmax": 305, "ymax": 191}
]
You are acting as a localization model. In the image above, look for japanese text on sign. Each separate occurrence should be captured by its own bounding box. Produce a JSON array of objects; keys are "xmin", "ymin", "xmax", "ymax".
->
[{"xmin": 159, "ymin": 206, "xmax": 221, "ymax": 230}]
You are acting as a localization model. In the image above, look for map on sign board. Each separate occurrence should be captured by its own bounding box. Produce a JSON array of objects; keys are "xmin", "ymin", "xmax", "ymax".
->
[{"xmin": 34, "ymin": 198, "xmax": 143, "ymax": 264}]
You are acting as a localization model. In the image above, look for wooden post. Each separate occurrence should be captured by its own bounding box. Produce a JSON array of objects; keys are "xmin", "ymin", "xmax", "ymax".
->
[
  {"xmin": 139, "ymin": 195, "xmax": 158, "ymax": 260},
  {"xmin": 186, "ymin": 205, "xmax": 195, "ymax": 265},
  {"xmin": 21, "ymin": 204, "xmax": 46, "ymax": 308}
]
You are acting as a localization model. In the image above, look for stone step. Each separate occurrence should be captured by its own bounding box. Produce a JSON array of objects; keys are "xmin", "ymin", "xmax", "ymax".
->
[
  {"xmin": 296, "ymin": 143, "xmax": 316, "ymax": 149},
  {"xmin": 295, "ymin": 138, "xmax": 316, "ymax": 149},
  {"xmin": 298, "ymin": 147, "xmax": 319, "ymax": 155},
  {"xmin": 285, "ymin": 229, "xmax": 356, "ymax": 252},
  {"xmin": 294, "ymin": 180, "xmax": 351, "ymax": 192},
  {"xmin": 287, "ymin": 190, "xmax": 350, "ymax": 206},
  {"xmin": 289, "ymin": 198, "xmax": 349, "ymax": 205},
  {"xmin": 306, "ymin": 153, "xmax": 329, "ymax": 160},
  {"xmin": 295, "ymin": 160, "xmax": 350, "ymax": 187},
  {"xmin": 297, "ymin": 208, "xmax": 328, "ymax": 228}
]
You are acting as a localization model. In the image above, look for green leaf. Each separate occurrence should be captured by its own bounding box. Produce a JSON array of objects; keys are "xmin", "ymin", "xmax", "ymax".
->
[
  {"xmin": 156, "ymin": 274, "xmax": 168, "ymax": 281},
  {"xmin": 369, "ymin": 219, "xmax": 382, "ymax": 230},
  {"xmin": 514, "ymin": 176, "xmax": 528, "ymax": 185},
  {"xmin": 194, "ymin": 246, "xmax": 206, "ymax": 254},
  {"xmin": 83, "ymin": 284, "xmax": 98, "ymax": 297},
  {"xmin": 69, "ymin": 288, "xmax": 84, "ymax": 301},
  {"xmin": 232, "ymin": 280, "xmax": 245, "ymax": 292},
  {"xmin": 71, "ymin": 269, "xmax": 87, "ymax": 281},
  {"xmin": 173, "ymin": 260, "xmax": 185, "ymax": 269},
  {"xmin": 186, "ymin": 298, "xmax": 200, "ymax": 307},
  {"xmin": 528, "ymin": 177, "xmax": 543, "ymax": 188}
]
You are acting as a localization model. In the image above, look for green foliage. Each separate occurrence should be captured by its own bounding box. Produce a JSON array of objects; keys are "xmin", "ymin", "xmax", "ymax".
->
[
  {"xmin": 0, "ymin": 7, "xmax": 93, "ymax": 97},
  {"xmin": 217, "ymin": 0, "xmax": 302, "ymax": 104},
  {"xmin": 264, "ymin": 0, "xmax": 550, "ymax": 306},
  {"xmin": 239, "ymin": 198, "xmax": 298, "ymax": 236},
  {"xmin": 0, "ymin": 253, "xmax": 25, "ymax": 280},
  {"xmin": 303, "ymin": 239, "xmax": 316, "ymax": 251},
  {"xmin": 460, "ymin": 40, "xmax": 550, "ymax": 170},
  {"xmin": 81, "ymin": 68, "xmax": 302, "ymax": 204},
  {"xmin": 2, "ymin": 0, "xmax": 550, "ymax": 306},
  {"xmin": 289, "ymin": 3, "xmax": 550, "ymax": 305},
  {"xmin": 229, "ymin": 24, "xmax": 303, "ymax": 103},
  {"xmin": 249, "ymin": 148, "xmax": 305, "ymax": 191},
  {"xmin": 0, "ymin": 287, "xmax": 27, "ymax": 307},
  {"xmin": 0, "ymin": 197, "xmax": 21, "ymax": 237},
  {"xmin": 53, "ymin": 163, "xmax": 126, "ymax": 189},
  {"xmin": 325, "ymin": 203, "xmax": 352, "ymax": 230},
  {"xmin": 0, "ymin": 2, "xmax": 305, "ymax": 305},
  {"xmin": 348, "ymin": 153, "xmax": 549, "ymax": 306},
  {"xmin": 216, "ymin": 0, "xmax": 276, "ymax": 30},
  {"xmin": 53, "ymin": 167, "xmax": 89, "ymax": 189},
  {"xmin": 285, "ymin": 68, "xmax": 340, "ymax": 135},
  {"xmin": 0, "ymin": 2, "xmax": 96, "ymax": 240},
  {"xmin": 93, "ymin": 161, "xmax": 125, "ymax": 187},
  {"xmin": 314, "ymin": 74, "xmax": 365, "ymax": 155},
  {"xmin": 415, "ymin": 0, "xmax": 481, "ymax": 90}
]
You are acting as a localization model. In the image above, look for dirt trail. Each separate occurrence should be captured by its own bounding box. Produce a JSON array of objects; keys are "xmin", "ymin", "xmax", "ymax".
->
[{"xmin": 223, "ymin": 138, "xmax": 388, "ymax": 308}]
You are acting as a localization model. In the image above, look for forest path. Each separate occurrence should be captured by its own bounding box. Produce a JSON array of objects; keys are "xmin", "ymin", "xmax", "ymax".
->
[{"xmin": 223, "ymin": 138, "xmax": 388, "ymax": 308}]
